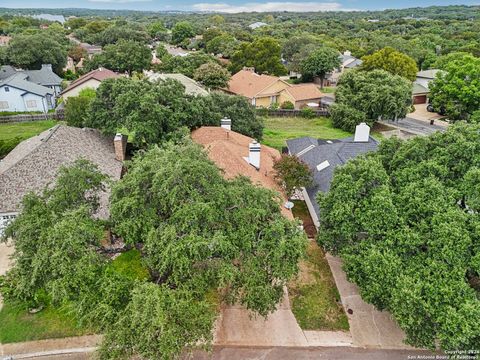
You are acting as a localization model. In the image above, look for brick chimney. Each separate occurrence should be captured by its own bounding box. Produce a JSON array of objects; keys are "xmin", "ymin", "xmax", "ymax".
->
[
  {"xmin": 243, "ymin": 67, "xmax": 255, "ymax": 72},
  {"xmin": 220, "ymin": 117, "xmax": 231, "ymax": 130},
  {"xmin": 114, "ymin": 133, "xmax": 128, "ymax": 161},
  {"xmin": 249, "ymin": 141, "xmax": 261, "ymax": 170}
]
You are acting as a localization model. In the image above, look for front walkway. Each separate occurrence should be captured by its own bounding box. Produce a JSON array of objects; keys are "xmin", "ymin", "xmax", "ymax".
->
[{"xmin": 326, "ymin": 254, "xmax": 414, "ymax": 349}]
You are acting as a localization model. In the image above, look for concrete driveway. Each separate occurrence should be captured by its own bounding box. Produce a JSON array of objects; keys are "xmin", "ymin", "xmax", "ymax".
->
[
  {"xmin": 409, "ymin": 104, "xmax": 447, "ymax": 123},
  {"xmin": 326, "ymin": 254, "xmax": 415, "ymax": 349}
]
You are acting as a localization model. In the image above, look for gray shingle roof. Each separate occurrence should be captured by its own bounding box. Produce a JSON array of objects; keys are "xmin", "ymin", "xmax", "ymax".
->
[
  {"xmin": 0, "ymin": 73, "xmax": 54, "ymax": 97},
  {"xmin": 0, "ymin": 125, "xmax": 123, "ymax": 218},
  {"xmin": 0, "ymin": 65, "xmax": 17, "ymax": 81},
  {"xmin": 287, "ymin": 135, "xmax": 379, "ymax": 220},
  {"xmin": 24, "ymin": 66, "xmax": 63, "ymax": 86}
]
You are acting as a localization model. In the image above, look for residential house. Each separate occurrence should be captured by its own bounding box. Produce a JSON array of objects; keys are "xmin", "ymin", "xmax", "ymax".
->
[
  {"xmin": 0, "ymin": 64, "xmax": 63, "ymax": 96},
  {"xmin": 32, "ymin": 14, "xmax": 66, "ymax": 24},
  {"xmin": 248, "ymin": 22, "xmax": 268, "ymax": 30},
  {"xmin": 191, "ymin": 122, "xmax": 293, "ymax": 219},
  {"xmin": 146, "ymin": 72, "xmax": 208, "ymax": 96},
  {"xmin": 0, "ymin": 73, "xmax": 55, "ymax": 113},
  {"xmin": 286, "ymin": 123, "xmax": 378, "ymax": 228},
  {"xmin": 60, "ymin": 68, "xmax": 119, "ymax": 99},
  {"xmin": 227, "ymin": 68, "xmax": 324, "ymax": 109},
  {"xmin": 326, "ymin": 50, "xmax": 363, "ymax": 85},
  {"xmin": 412, "ymin": 69, "xmax": 442, "ymax": 104},
  {"xmin": 0, "ymin": 125, "xmax": 126, "ymax": 234}
]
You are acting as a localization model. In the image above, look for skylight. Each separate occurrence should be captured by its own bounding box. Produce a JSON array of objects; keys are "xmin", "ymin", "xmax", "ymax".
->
[{"xmin": 316, "ymin": 160, "xmax": 330, "ymax": 172}]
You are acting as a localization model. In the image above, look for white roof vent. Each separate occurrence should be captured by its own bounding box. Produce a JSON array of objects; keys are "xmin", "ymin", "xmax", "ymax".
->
[
  {"xmin": 354, "ymin": 122, "xmax": 370, "ymax": 142},
  {"xmin": 316, "ymin": 160, "xmax": 330, "ymax": 172},
  {"xmin": 297, "ymin": 144, "xmax": 315, "ymax": 156},
  {"xmin": 326, "ymin": 140, "xmax": 333, "ymax": 144}
]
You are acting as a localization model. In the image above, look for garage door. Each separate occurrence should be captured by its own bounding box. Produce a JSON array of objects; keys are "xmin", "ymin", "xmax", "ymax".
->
[{"xmin": 413, "ymin": 95, "xmax": 427, "ymax": 104}]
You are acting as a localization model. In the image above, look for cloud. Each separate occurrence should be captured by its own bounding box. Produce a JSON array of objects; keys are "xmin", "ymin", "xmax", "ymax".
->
[
  {"xmin": 192, "ymin": 2, "xmax": 355, "ymax": 13},
  {"xmin": 88, "ymin": 0, "xmax": 151, "ymax": 3}
]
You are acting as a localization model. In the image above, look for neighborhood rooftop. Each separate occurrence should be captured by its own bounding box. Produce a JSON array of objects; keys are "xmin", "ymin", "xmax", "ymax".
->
[
  {"xmin": 0, "ymin": 125, "xmax": 123, "ymax": 219},
  {"xmin": 287, "ymin": 124, "xmax": 378, "ymax": 225},
  {"xmin": 147, "ymin": 73, "xmax": 209, "ymax": 96}
]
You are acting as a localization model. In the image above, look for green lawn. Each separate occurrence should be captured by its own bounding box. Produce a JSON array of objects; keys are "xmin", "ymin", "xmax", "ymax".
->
[
  {"xmin": 0, "ymin": 120, "xmax": 57, "ymax": 142},
  {"xmin": 108, "ymin": 249, "xmax": 150, "ymax": 281},
  {"xmin": 0, "ymin": 302, "xmax": 90, "ymax": 343},
  {"xmin": 263, "ymin": 117, "xmax": 351, "ymax": 150},
  {"xmin": 288, "ymin": 241, "xmax": 349, "ymax": 331}
]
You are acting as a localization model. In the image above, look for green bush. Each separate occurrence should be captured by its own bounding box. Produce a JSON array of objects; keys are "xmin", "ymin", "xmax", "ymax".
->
[
  {"xmin": 281, "ymin": 101, "xmax": 295, "ymax": 110},
  {"xmin": 0, "ymin": 137, "xmax": 22, "ymax": 158},
  {"xmin": 330, "ymin": 103, "xmax": 370, "ymax": 132},
  {"xmin": 300, "ymin": 107, "xmax": 316, "ymax": 119},
  {"xmin": 269, "ymin": 102, "xmax": 280, "ymax": 110}
]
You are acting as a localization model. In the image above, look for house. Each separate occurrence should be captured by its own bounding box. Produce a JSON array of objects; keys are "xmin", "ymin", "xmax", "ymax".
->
[
  {"xmin": 191, "ymin": 121, "xmax": 293, "ymax": 219},
  {"xmin": 227, "ymin": 68, "xmax": 324, "ymax": 109},
  {"xmin": 60, "ymin": 68, "xmax": 119, "ymax": 99},
  {"xmin": 0, "ymin": 64, "xmax": 63, "ymax": 96},
  {"xmin": 286, "ymin": 123, "xmax": 378, "ymax": 228},
  {"xmin": 146, "ymin": 72, "xmax": 208, "ymax": 96},
  {"xmin": 326, "ymin": 50, "xmax": 363, "ymax": 85},
  {"xmin": 0, "ymin": 73, "xmax": 55, "ymax": 113},
  {"xmin": 0, "ymin": 125, "xmax": 126, "ymax": 235},
  {"xmin": 32, "ymin": 14, "xmax": 66, "ymax": 24},
  {"xmin": 248, "ymin": 22, "xmax": 268, "ymax": 30},
  {"xmin": 412, "ymin": 69, "xmax": 442, "ymax": 104}
]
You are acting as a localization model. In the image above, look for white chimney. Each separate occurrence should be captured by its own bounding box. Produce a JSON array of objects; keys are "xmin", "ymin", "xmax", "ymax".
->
[
  {"xmin": 41, "ymin": 64, "xmax": 53, "ymax": 71},
  {"xmin": 114, "ymin": 133, "xmax": 128, "ymax": 161},
  {"xmin": 343, "ymin": 50, "xmax": 352, "ymax": 56},
  {"xmin": 220, "ymin": 117, "xmax": 231, "ymax": 131},
  {"xmin": 249, "ymin": 141, "xmax": 261, "ymax": 170},
  {"xmin": 354, "ymin": 123, "xmax": 370, "ymax": 142}
]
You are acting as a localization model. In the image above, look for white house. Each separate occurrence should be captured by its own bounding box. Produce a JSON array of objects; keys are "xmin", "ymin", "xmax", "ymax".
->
[{"xmin": 0, "ymin": 73, "xmax": 54, "ymax": 113}]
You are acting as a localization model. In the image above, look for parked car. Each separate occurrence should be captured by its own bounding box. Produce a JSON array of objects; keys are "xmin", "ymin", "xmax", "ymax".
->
[{"xmin": 427, "ymin": 102, "xmax": 446, "ymax": 115}]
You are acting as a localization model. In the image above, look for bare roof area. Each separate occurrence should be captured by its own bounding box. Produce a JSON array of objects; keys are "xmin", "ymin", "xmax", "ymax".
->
[
  {"xmin": 285, "ymin": 83, "xmax": 323, "ymax": 101},
  {"xmin": 0, "ymin": 125, "xmax": 123, "ymax": 218},
  {"xmin": 227, "ymin": 69, "xmax": 280, "ymax": 98},
  {"xmin": 62, "ymin": 68, "xmax": 119, "ymax": 95},
  {"xmin": 191, "ymin": 126, "xmax": 293, "ymax": 219}
]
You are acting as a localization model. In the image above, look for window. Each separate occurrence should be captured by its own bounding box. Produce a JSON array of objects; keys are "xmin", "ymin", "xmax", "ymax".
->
[
  {"xmin": 0, "ymin": 101, "xmax": 8, "ymax": 109},
  {"xmin": 4, "ymin": 86, "xmax": 9, "ymax": 92},
  {"xmin": 26, "ymin": 100, "xmax": 37, "ymax": 108}
]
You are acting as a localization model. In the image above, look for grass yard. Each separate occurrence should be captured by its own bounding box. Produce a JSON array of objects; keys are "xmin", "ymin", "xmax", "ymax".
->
[
  {"xmin": 288, "ymin": 241, "xmax": 349, "ymax": 331},
  {"xmin": 263, "ymin": 117, "xmax": 351, "ymax": 150},
  {"xmin": 0, "ymin": 301, "xmax": 90, "ymax": 343},
  {"xmin": 292, "ymin": 200, "xmax": 317, "ymax": 238},
  {"xmin": 0, "ymin": 120, "xmax": 57, "ymax": 142}
]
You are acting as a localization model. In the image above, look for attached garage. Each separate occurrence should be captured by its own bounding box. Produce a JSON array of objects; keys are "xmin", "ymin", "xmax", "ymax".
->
[{"xmin": 413, "ymin": 94, "xmax": 427, "ymax": 104}]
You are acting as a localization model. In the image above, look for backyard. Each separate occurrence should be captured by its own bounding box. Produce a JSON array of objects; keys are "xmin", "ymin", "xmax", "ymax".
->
[
  {"xmin": 262, "ymin": 117, "xmax": 351, "ymax": 150},
  {"xmin": 289, "ymin": 201, "xmax": 349, "ymax": 331}
]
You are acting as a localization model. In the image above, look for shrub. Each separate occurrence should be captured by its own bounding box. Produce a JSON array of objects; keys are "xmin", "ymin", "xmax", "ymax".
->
[
  {"xmin": 330, "ymin": 103, "xmax": 370, "ymax": 132},
  {"xmin": 300, "ymin": 107, "xmax": 316, "ymax": 119},
  {"xmin": 280, "ymin": 101, "xmax": 294, "ymax": 110},
  {"xmin": 269, "ymin": 102, "xmax": 280, "ymax": 110}
]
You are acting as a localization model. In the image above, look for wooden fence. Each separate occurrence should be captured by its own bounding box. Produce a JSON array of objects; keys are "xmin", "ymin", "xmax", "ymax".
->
[
  {"xmin": 0, "ymin": 110, "xmax": 65, "ymax": 124},
  {"xmin": 260, "ymin": 108, "xmax": 329, "ymax": 117}
]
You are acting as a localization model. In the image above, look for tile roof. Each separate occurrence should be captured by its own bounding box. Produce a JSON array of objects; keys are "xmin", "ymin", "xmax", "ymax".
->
[
  {"xmin": 0, "ymin": 125, "xmax": 123, "ymax": 218},
  {"xmin": 61, "ymin": 68, "xmax": 119, "ymax": 95},
  {"xmin": 227, "ymin": 69, "xmax": 280, "ymax": 99},
  {"xmin": 285, "ymin": 83, "xmax": 323, "ymax": 101},
  {"xmin": 148, "ymin": 73, "xmax": 208, "ymax": 96},
  {"xmin": 0, "ymin": 73, "xmax": 54, "ymax": 97},
  {"xmin": 191, "ymin": 126, "xmax": 293, "ymax": 219},
  {"xmin": 287, "ymin": 135, "xmax": 378, "ymax": 220}
]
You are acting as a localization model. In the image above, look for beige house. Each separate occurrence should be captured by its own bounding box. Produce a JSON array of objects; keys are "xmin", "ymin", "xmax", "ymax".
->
[
  {"xmin": 60, "ymin": 68, "xmax": 119, "ymax": 99},
  {"xmin": 226, "ymin": 68, "xmax": 324, "ymax": 109}
]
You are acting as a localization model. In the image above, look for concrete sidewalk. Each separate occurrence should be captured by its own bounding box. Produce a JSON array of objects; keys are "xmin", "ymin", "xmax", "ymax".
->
[
  {"xmin": 326, "ymin": 254, "xmax": 414, "ymax": 349},
  {"xmin": 214, "ymin": 288, "xmax": 353, "ymax": 347}
]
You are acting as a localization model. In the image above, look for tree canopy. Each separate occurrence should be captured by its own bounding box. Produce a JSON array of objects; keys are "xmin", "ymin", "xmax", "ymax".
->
[
  {"xmin": 361, "ymin": 47, "xmax": 418, "ymax": 81},
  {"xmin": 318, "ymin": 123, "xmax": 480, "ymax": 350},
  {"xmin": 194, "ymin": 62, "xmax": 231, "ymax": 89},
  {"xmin": 230, "ymin": 37, "xmax": 287, "ymax": 76},
  {"xmin": 429, "ymin": 54, "xmax": 480, "ymax": 121},
  {"xmin": 300, "ymin": 46, "xmax": 341, "ymax": 88}
]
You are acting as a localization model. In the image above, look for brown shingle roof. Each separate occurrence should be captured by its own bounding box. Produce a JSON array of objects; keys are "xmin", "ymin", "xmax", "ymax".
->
[
  {"xmin": 227, "ymin": 69, "xmax": 280, "ymax": 99},
  {"xmin": 61, "ymin": 68, "xmax": 119, "ymax": 95},
  {"xmin": 0, "ymin": 125, "xmax": 123, "ymax": 218},
  {"xmin": 191, "ymin": 126, "xmax": 293, "ymax": 219},
  {"xmin": 285, "ymin": 84, "xmax": 323, "ymax": 101}
]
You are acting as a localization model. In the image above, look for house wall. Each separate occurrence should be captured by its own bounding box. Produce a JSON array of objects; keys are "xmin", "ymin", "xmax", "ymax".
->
[
  {"xmin": 255, "ymin": 95, "xmax": 277, "ymax": 108},
  {"xmin": 302, "ymin": 188, "xmax": 320, "ymax": 229},
  {"xmin": 260, "ymin": 80, "xmax": 290, "ymax": 96},
  {"xmin": 278, "ymin": 91, "xmax": 295, "ymax": 106},
  {"xmin": 0, "ymin": 85, "xmax": 50, "ymax": 112},
  {"xmin": 62, "ymin": 78, "xmax": 101, "ymax": 99}
]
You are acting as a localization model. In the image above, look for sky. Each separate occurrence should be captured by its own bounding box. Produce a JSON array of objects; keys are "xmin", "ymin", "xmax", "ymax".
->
[{"xmin": 0, "ymin": 0, "xmax": 477, "ymax": 13}]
